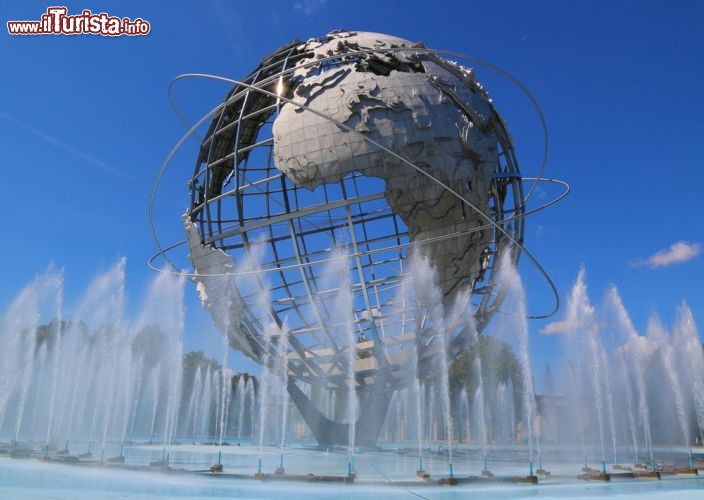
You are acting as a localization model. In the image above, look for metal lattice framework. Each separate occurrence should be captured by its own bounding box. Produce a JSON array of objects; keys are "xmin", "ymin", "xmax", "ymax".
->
[{"xmin": 151, "ymin": 31, "xmax": 569, "ymax": 446}]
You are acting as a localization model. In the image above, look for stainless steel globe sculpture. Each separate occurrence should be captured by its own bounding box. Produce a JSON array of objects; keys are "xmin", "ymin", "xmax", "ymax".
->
[{"xmin": 183, "ymin": 30, "xmax": 526, "ymax": 446}]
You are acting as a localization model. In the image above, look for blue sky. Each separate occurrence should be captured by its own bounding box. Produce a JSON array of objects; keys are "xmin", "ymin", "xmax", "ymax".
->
[{"xmin": 2, "ymin": 0, "xmax": 703, "ymax": 387}]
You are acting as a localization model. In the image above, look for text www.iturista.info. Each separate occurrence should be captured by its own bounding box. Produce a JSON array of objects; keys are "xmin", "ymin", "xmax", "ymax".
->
[{"xmin": 7, "ymin": 7, "xmax": 150, "ymax": 36}]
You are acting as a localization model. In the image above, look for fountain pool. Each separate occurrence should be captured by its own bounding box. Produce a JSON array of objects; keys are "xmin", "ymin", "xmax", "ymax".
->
[{"xmin": 1, "ymin": 442, "xmax": 703, "ymax": 499}]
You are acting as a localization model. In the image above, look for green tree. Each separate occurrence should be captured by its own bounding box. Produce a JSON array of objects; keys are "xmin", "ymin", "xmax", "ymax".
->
[{"xmin": 448, "ymin": 335, "xmax": 524, "ymax": 420}]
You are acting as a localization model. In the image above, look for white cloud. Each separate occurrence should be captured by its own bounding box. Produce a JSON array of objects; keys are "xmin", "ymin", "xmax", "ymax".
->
[
  {"xmin": 631, "ymin": 241, "xmax": 701, "ymax": 269},
  {"xmin": 293, "ymin": 0, "xmax": 327, "ymax": 15},
  {"xmin": 540, "ymin": 318, "xmax": 577, "ymax": 335}
]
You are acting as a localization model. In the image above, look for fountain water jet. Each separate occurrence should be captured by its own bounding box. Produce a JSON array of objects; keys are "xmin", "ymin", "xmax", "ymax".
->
[
  {"xmin": 495, "ymin": 253, "xmax": 537, "ymax": 477},
  {"xmin": 672, "ymin": 303, "xmax": 704, "ymax": 445},
  {"xmin": 648, "ymin": 316, "xmax": 691, "ymax": 449},
  {"xmin": 604, "ymin": 287, "xmax": 654, "ymax": 465},
  {"xmin": 0, "ymin": 260, "xmax": 187, "ymax": 454},
  {"xmin": 276, "ymin": 324, "xmax": 290, "ymax": 473}
]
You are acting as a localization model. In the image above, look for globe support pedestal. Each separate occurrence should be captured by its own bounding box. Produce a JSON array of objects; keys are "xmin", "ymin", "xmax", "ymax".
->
[{"xmin": 286, "ymin": 378, "xmax": 392, "ymax": 449}]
